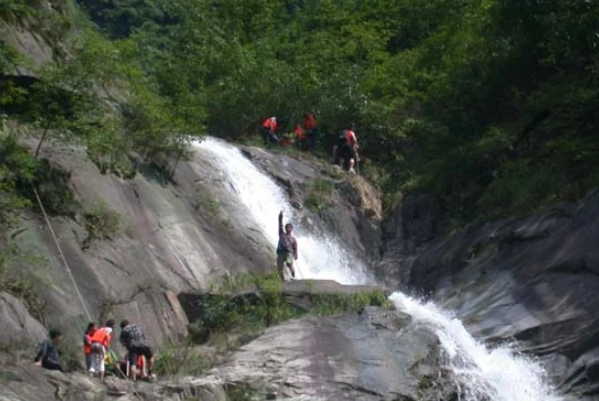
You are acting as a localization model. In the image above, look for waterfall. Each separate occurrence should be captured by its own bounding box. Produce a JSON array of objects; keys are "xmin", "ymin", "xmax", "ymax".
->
[
  {"xmin": 390, "ymin": 292, "xmax": 561, "ymax": 401},
  {"xmin": 193, "ymin": 137, "xmax": 561, "ymax": 401},
  {"xmin": 193, "ymin": 137, "xmax": 372, "ymax": 284}
]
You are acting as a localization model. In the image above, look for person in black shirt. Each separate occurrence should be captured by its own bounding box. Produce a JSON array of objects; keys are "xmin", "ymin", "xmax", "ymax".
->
[
  {"xmin": 119, "ymin": 320, "xmax": 154, "ymax": 381},
  {"xmin": 34, "ymin": 329, "xmax": 65, "ymax": 372}
]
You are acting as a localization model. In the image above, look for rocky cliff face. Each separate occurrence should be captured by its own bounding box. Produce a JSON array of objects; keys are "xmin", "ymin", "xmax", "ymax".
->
[
  {"xmin": 1, "ymin": 139, "xmax": 384, "ymax": 355},
  {"xmin": 381, "ymin": 191, "xmax": 599, "ymax": 399},
  {"xmin": 6, "ymin": 134, "xmax": 599, "ymax": 399},
  {"xmin": 3, "ymin": 8, "xmax": 599, "ymax": 399}
]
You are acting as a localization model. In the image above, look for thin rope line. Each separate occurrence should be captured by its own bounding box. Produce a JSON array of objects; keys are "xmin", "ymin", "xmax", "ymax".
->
[
  {"xmin": 33, "ymin": 186, "xmax": 92, "ymax": 322},
  {"xmin": 295, "ymin": 260, "xmax": 304, "ymax": 279}
]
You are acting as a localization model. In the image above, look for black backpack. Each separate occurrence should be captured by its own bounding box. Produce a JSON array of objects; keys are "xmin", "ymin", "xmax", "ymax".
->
[{"xmin": 337, "ymin": 131, "xmax": 348, "ymax": 147}]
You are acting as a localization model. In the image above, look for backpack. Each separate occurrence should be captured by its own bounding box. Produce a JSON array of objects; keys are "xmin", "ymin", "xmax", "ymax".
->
[
  {"xmin": 337, "ymin": 131, "xmax": 348, "ymax": 147},
  {"xmin": 123, "ymin": 325, "xmax": 146, "ymax": 348}
]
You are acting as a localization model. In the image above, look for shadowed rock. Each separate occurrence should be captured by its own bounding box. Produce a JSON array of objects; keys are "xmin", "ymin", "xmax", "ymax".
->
[
  {"xmin": 191, "ymin": 307, "xmax": 457, "ymax": 401},
  {"xmin": 381, "ymin": 190, "xmax": 599, "ymax": 397}
]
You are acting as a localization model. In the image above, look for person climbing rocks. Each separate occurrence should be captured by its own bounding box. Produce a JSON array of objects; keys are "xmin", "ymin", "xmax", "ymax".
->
[
  {"xmin": 34, "ymin": 328, "xmax": 65, "ymax": 372},
  {"xmin": 119, "ymin": 320, "xmax": 155, "ymax": 381},
  {"xmin": 303, "ymin": 112, "xmax": 318, "ymax": 151},
  {"xmin": 276, "ymin": 210, "xmax": 297, "ymax": 281},
  {"xmin": 83, "ymin": 322, "xmax": 97, "ymax": 371},
  {"xmin": 333, "ymin": 123, "xmax": 359, "ymax": 173},
  {"xmin": 261, "ymin": 116, "xmax": 279, "ymax": 145},
  {"xmin": 89, "ymin": 319, "xmax": 115, "ymax": 381}
]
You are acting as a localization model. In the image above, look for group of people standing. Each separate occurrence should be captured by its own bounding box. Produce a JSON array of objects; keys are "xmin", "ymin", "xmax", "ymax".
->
[
  {"xmin": 34, "ymin": 319, "xmax": 154, "ymax": 382},
  {"xmin": 261, "ymin": 112, "xmax": 319, "ymax": 151},
  {"xmin": 260, "ymin": 113, "xmax": 360, "ymax": 174}
]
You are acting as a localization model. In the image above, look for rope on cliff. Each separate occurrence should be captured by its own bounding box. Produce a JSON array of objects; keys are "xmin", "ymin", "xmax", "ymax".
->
[{"xmin": 33, "ymin": 186, "xmax": 93, "ymax": 322}]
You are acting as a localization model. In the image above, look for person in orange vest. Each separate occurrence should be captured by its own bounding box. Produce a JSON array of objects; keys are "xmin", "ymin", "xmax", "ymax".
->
[
  {"xmin": 303, "ymin": 112, "xmax": 318, "ymax": 151},
  {"xmin": 261, "ymin": 116, "xmax": 279, "ymax": 144},
  {"xmin": 293, "ymin": 123, "xmax": 307, "ymax": 149},
  {"xmin": 88, "ymin": 319, "xmax": 115, "ymax": 381},
  {"xmin": 82, "ymin": 322, "xmax": 96, "ymax": 372}
]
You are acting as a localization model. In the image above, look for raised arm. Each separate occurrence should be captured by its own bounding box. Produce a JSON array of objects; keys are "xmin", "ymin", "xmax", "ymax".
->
[{"xmin": 278, "ymin": 211, "xmax": 284, "ymax": 235}]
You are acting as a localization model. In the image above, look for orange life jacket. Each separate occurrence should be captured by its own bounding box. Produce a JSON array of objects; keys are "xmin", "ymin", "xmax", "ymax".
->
[
  {"xmin": 262, "ymin": 117, "xmax": 277, "ymax": 131},
  {"xmin": 294, "ymin": 124, "xmax": 307, "ymax": 140},
  {"xmin": 304, "ymin": 113, "xmax": 317, "ymax": 130},
  {"xmin": 90, "ymin": 327, "xmax": 112, "ymax": 348}
]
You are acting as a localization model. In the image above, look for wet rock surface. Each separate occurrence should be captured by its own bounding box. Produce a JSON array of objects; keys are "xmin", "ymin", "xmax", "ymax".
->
[
  {"xmin": 382, "ymin": 190, "xmax": 599, "ymax": 398},
  {"xmin": 0, "ymin": 308, "xmax": 456, "ymax": 401},
  {"xmin": 193, "ymin": 307, "xmax": 457, "ymax": 401}
]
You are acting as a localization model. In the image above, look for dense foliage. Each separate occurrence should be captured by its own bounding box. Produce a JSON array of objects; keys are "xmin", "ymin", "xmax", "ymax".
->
[{"xmin": 1, "ymin": 0, "xmax": 598, "ymax": 224}]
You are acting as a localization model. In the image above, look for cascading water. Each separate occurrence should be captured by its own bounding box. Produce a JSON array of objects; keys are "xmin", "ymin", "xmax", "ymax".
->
[
  {"xmin": 390, "ymin": 292, "xmax": 561, "ymax": 401},
  {"xmin": 192, "ymin": 137, "xmax": 562, "ymax": 401},
  {"xmin": 193, "ymin": 137, "xmax": 372, "ymax": 284}
]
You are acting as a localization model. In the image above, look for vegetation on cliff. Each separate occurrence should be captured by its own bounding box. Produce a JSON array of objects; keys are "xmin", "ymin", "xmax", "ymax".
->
[
  {"xmin": 1, "ymin": 0, "xmax": 599, "ymax": 221},
  {"xmin": 156, "ymin": 272, "xmax": 390, "ymax": 377}
]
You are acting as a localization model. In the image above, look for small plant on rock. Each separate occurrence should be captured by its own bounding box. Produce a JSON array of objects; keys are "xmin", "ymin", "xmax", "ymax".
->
[
  {"xmin": 81, "ymin": 201, "xmax": 124, "ymax": 249},
  {"xmin": 153, "ymin": 341, "xmax": 209, "ymax": 377},
  {"xmin": 305, "ymin": 178, "xmax": 334, "ymax": 212}
]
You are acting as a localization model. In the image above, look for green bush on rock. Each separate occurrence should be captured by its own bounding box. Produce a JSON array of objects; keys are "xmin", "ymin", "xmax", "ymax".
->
[
  {"xmin": 81, "ymin": 201, "xmax": 124, "ymax": 249},
  {"xmin": 188, "ymin": 273, "xmax": 392, "ymax": 348}
]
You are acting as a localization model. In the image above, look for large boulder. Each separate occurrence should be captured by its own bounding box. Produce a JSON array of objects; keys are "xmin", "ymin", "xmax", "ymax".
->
[
  {"xmin": 0, "ymin": 292, "xmax": 46, "ymax": 345},
  {"xmin": 0, "ymin": 292, "xmax": 47, "ymax": 365},
  {"xmin": 0, "ymin": 308, "xmax": 455, "ymax": 401},
  {"xmin": 190, "ymin": 307, "xmax": 457, "ymax": 401}
]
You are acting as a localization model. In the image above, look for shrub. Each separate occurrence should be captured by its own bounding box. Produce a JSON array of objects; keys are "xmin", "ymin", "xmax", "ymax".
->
[
  {"xmin": 0, "ymin": 245, "xmax": 47, "ymax": 323},
  {"xmin": 189, "ymin": 273, "xmax": 391, "ymax": 347},
  {"xmin": 81, "ymin": 201, "xmax": 124, "ymax": 249},
  {"xmin": 153, "ymin": 341, "xmax": 209, "ymax": 378},
  {"xmin": 305, "ymin": 178, "xmax": 334, "ymax": 212}
]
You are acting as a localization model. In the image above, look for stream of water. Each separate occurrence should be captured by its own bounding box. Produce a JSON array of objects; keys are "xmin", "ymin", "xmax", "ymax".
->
[
  {"xmin": 193, "ymin": 137, "xmax": 561, "ymax": 401},
  {"xmin": 193, "ymin": 137, "xmax": 371, "ymax": 284}
]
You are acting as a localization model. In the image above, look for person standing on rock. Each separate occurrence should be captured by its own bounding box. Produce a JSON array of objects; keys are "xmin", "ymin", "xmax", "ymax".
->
[
  {"xmin": 261, "ymin": 116, "xmax": 280, "ymax": 145},
  {"xmin": 303, "ymin": 112, "xmax": 318, "ymax": 152},
  {"xmin": 277, "ymin": 210, "xmax": 298, "ymax": 280},
  {"xmin": 119, "ymin": 320, "xmax": 155, "ymax": 381},
  {"xmin": 88, "ymin": 319, "xmax": 115, "ymax": 381},
  {"xmin": 34, "ymin": 328, "xmax": 65, "ymax": 372}
]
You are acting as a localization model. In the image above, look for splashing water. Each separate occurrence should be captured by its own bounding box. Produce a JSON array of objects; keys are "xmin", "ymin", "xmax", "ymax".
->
[
  {"xmin": 390, "ymin": 292, "xmax": 561, "ymax": 401},
  {"xmin": 193, "ymin": 137, "xmax": 371, "ymax": 284},
  {"xmin": 193, "ymin": 137, "xmax": 561, "ymax": 401}
]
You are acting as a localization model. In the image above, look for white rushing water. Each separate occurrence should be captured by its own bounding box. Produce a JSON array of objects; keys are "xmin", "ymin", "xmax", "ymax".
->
[
  {"xmin": 192, "ymin": 136, "xmax": 561, "ymax": 401},
  {"xmin": 390, "ymin": 292, "xmax": 561, "ymax": 401},
  {"xmin": 193, "ymin": 137, "xmax": 371, "ymax": 284}
]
